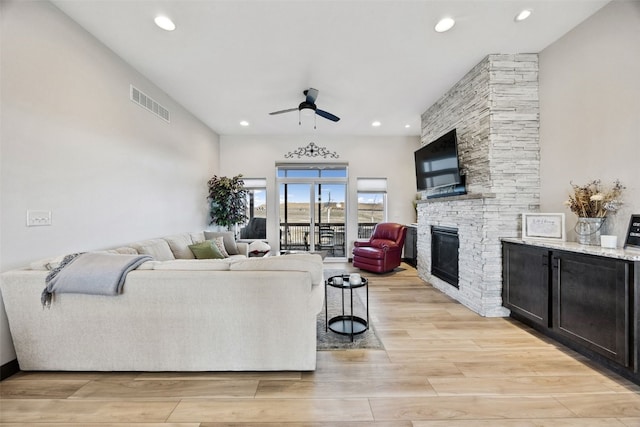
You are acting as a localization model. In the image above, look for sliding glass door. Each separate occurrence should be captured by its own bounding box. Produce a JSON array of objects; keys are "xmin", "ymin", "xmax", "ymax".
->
[
  {"xmin": 279, "ymin": 183, "xmax": 312, "ymax": 251},
  {"xmin": 278, "ymin": 164, "xmax": 347, "ymax": 259}
]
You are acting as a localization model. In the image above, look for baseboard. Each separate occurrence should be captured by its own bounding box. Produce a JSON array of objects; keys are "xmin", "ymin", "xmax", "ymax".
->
[
  {"xmin": 1, "ymin": 359, "xmax": 20, "ymax": 381},
  {"xmin": 403, "ymin": 258, "xmax": 417, "ymax": 268}
]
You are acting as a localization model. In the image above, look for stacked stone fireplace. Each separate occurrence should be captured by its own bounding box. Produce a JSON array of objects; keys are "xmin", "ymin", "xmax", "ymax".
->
[{"xmin": 416, "ymin": 54, "xmax": 540, "ymax": 317}]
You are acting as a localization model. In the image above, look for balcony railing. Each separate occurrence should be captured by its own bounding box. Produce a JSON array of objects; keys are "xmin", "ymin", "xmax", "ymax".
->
[
  {"xmin": 279, "ymin": 222, "xmax": 378, "ymax": 256},
  {"xmin": 357, "ymin": 223, "xmax": 377, "ymax": 239}
]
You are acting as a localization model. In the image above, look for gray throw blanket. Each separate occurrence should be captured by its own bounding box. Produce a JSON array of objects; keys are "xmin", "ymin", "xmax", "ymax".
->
[{"xmin": 41, "ymin": 252, "xmax": 152, "ymax": 308}]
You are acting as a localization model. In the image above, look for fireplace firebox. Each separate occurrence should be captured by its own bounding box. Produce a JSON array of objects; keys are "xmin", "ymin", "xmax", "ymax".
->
[{"xmin": 431, "ymin": 226, "xmax": 459, "ymax": 288}]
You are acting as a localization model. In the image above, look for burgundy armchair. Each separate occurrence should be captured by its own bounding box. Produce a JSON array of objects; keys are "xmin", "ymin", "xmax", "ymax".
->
[{"xmin": 353, "ymin": 223, "xmax": 407, "ymax": 273}]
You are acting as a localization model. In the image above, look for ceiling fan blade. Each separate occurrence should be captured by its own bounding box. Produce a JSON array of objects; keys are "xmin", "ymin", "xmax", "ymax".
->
[
  {"xmin": 316, "ymin": 109, "xmax": 340, "ymax": 122},
  {"xmin": 269, "ymin": 108, "xmax": 298, "ymax": 115},
  {"xmin": 305, "ymin": 88, "xmax": 319, "ymax": 104}
]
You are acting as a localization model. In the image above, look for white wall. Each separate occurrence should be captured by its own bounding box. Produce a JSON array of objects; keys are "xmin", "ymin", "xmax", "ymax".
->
[
  {"xmin": 539, "ymin": 1, "xmax": 640, "ymax": 241},
  {"xmin": 219, "ymin": 135, "xmax": 420, "ymax": 251},
  {"xmin": 0, "ymin": 1, "xmax": 220, "ymax": 365}
]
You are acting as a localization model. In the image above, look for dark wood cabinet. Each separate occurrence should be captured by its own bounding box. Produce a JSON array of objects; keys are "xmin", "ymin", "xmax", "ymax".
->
[
  {"xmin": 502, "ymin": 240, "xmax": 638, "ymax": 383},
  {"xmin": 502, "ymin": 243, "xmax": 550, "ymax": 327},
  {"xmin": 551, "ymin": 251, "xmax": 629, "ymax": 367},
  {"xmin": 404, "ymin": 225, "xmax": 417, "ymax": 267}
]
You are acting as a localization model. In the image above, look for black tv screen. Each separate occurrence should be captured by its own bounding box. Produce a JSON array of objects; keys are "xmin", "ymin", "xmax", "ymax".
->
[{"xmin": 414, "ymin": 129, "xmax": 466, "ymax": 198}]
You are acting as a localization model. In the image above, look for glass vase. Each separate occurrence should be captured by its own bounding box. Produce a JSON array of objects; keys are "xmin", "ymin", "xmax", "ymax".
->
[{"xmin": 575, "ymin": 217, "xmax": 605, "ymax": 246}]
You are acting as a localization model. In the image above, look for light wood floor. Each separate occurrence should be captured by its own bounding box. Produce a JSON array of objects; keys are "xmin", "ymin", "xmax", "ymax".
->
[{"xmin": 2, "ymin": 262, "xmax": 639, "ymax": 426}]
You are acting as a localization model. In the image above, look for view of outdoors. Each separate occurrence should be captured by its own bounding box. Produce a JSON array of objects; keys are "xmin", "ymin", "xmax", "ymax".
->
[
  {"xmin": 242, "ymin": 167, "xmax": 386, "ymax": 256},
  {"xmin": 246, "ymin": 189, "xmax": 267, "ymax": 219}
]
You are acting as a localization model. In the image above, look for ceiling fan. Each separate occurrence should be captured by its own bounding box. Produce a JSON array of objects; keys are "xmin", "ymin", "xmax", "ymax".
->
[{"xmin": 269, "ymin": 88, "xmax": 340, "ymax": 128}]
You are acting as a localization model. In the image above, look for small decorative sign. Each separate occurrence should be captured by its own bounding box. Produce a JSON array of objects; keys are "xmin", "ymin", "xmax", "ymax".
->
[
  {"xmin": 624, "ymin": 214, "xmax": 640, "ymax": 249},
  {"xmin": 522, "ymin": 213, "xmax": 566, "ymax": 241}
]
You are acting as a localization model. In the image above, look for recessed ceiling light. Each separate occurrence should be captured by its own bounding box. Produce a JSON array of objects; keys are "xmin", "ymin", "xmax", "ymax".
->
[
  {"xmin": 372, "ymin": 121, "xmax": 381, "ymax": 127},
  {"xmin": 405, "ymin": 124, "xmax": 411, "ymax": 129},
  {"xmin": 515, "ymin": 9, "xmax": 532, "ymax": 22},
  {"xmin": 239, "ymin": 120, "xmax": 249, "ymax": 127},
  {"xmin": 435, "ymin": 17, "xmax": 455, "ymax": 33},
  {"xmin": 154, "ymin": 15, "xmax": 176, "ymax": 31}
]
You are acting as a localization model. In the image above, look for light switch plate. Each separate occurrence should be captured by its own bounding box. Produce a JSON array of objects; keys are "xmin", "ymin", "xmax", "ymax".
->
[{"xmin": 27, "ymin": 210, "xmax": 52, "ymax": 227}]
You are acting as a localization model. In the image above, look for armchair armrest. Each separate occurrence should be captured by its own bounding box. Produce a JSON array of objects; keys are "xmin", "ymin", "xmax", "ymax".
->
[
  {"xmin": 353, "ymin": 240, "xmax": 372, "ymax": 248},
  {"xmin": 236, "ymin": 242, "xmax": 249, "ymax": 257}
]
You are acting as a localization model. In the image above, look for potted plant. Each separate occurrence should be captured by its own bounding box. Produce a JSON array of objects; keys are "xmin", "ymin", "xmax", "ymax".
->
[
  {"xmin": 564, "ymin": 179, "xmax": 624, "ymax": 245},
  {"xmin": 207, "ymin": 174, "xmax": 248, "ymax": 229}
]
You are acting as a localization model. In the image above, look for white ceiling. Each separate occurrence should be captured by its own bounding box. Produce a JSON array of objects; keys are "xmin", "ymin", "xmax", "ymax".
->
[{"xmin": 51, "ymin": 0, "xmax": 609, "ymax": 137}]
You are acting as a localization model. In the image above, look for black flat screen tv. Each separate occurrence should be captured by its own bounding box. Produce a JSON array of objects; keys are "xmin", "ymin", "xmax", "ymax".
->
[{"xmin": 414, "ymin": 129, "xmax": 466, "ymax": 198}]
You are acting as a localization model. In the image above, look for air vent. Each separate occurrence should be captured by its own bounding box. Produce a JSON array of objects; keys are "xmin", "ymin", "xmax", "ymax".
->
[{"xmin": 130, "ymin": 85, "xmax": 170, "ymax": 123}]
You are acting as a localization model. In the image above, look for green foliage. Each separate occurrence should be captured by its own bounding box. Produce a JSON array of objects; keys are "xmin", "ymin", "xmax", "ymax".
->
[{"xmin": 207, "ymin": 175, "xmax": 248, "ymax": 227}]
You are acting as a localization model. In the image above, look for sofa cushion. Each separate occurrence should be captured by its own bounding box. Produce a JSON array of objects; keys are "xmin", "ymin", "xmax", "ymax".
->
[
  {"xmin": 230, "ymin": 253, "xmax": 323, "ymax": 285},
  {"xmin": 153, "ymin": 259, "xmax": 232, "ymax": 271},
  {"xmin": 130, "ymin": 239, "xmax": 175, "ymax": 261},
  {"xmin": 137, "ymin": 260, "xmax": 160, "ymax": 270},
  {"xmin": 112, "ymin": 246, "xmax": 139, "ymax": 255},
  {"xmin": 204, "ymin": 231, "xmax": 239, "ymax": 255},
  {"xmin": 189, "ymin": 241, "xmax": 225, "ymax": 259},
  {"xmin": 352, "ymin": 246, "xmax": 386, "ymax": 260},
  {"xmin": 164, "ymin": 234, "xmax": 195, "ymax": 259},
  {"xmin": 189, "ymin": 231, "xmax": 206, "ymax": 244},
  {"xmin": 29, "ymin": 255, "xmax": 66, "ymax": 271}
]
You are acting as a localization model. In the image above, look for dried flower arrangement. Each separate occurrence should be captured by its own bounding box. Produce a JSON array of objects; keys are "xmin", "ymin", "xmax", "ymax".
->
[{"xmin": 564, "ymin": 179, "xmax": 625, "ymax": 218}]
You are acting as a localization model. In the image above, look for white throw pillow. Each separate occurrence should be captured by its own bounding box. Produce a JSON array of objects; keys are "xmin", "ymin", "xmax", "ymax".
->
[
  {"xmin": 248, "ymin": 240, "xmax": 271, "ymax": 253},
  {"xmin": 211, "ymin": 237, "xmax": 229, "ymax": 257}
]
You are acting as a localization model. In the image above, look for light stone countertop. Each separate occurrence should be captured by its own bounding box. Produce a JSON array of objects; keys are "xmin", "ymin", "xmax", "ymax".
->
[{"xmin": 501, "ymin": 238, "xmax": 640, "ymax": 262}]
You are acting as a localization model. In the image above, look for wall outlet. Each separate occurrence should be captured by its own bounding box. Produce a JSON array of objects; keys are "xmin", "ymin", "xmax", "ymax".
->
[{"xmin": 27, "ymin": 210, "xmax": 52, "ymax": 227}]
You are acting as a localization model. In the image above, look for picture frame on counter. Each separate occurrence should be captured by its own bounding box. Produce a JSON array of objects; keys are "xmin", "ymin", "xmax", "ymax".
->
[
  {"xmin": 522, "ymin": 213, "xmax": 566, "ymax": 242},
  {"xmin": 624, "ymin": 214, "xmax": 640, "ymax": 250}
]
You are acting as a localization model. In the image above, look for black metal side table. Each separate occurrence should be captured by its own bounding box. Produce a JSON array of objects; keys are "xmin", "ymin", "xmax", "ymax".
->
[{"xmin": 325, "ymin": 275, "xmax": 369, "ymax": 341}]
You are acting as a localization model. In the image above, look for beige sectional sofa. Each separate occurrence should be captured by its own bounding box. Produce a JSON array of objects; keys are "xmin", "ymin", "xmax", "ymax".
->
[{"xmin": 0, "ymin": 232, "xmax": 324, "ymax": 371}]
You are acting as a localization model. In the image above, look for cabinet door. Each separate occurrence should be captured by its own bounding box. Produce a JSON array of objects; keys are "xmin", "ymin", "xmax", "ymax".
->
[
  {"xmin": 502, "ymin": 243, "xmax": 550, "ymax": 327},
  {"xmin": 404, "ymin": 226, "xmax": 417, "ymax": 267},
  {"xmin": 552, "ymin": 251, "xmax": 629, "ymax": 367}
]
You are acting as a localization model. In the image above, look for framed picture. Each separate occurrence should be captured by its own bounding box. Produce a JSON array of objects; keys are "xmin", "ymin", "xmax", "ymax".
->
[
  {"xmin": 624, "ymin": 214, "xmax": 640, "ymax": 250},
  {"xmin": 522, "ymin": 213, "xmax": 566, "ymax": 241}
]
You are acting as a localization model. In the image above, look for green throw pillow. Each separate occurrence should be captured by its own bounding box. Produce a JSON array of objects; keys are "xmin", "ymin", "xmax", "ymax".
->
[{"xmin": 189, "ymin": 240, "xmax": 225, "ymax": 259}]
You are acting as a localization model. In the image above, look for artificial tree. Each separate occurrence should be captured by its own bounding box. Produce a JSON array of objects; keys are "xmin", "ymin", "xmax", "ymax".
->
[{"xmin": 207, "ymin": 174, "xmax": 248, "ymax": 228}]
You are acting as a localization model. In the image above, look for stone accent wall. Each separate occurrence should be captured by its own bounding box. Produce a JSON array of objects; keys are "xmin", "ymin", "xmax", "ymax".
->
[{"xmin": 417, "ymin": 54, "xmax": 540, "ymax": 317}]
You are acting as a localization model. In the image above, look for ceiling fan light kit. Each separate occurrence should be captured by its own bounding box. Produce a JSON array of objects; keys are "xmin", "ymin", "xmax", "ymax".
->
[{"xmin": 269, "ymin": 88, "xmax": 340, "ymax": 129}]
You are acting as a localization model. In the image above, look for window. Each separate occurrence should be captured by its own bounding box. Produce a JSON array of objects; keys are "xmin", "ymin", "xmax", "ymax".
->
[
  {"xmin": 357, "ymin": 178, "xmax": 387, "ymax": 239},
  {"xmin": 239, "ymin": 178, "xmax": 267, "ymax": 240},
  {"xmin": 277, "ymin": 165, "xmax": 348, "ymax": 179},
  {"xmin": 277, "ymin": 164, "xmax": 348, "ymax": 258}
]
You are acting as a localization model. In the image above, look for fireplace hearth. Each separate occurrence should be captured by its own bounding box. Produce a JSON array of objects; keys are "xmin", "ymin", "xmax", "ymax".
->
[{"xmin": 431, "ymin": 226, "xmax": 459, "ymax": 288}]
